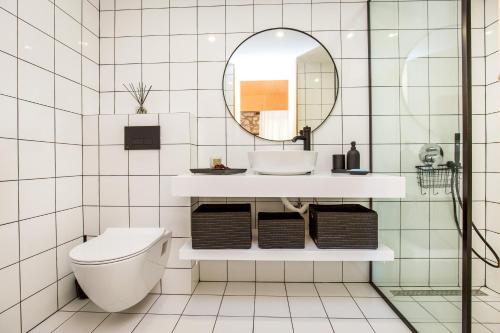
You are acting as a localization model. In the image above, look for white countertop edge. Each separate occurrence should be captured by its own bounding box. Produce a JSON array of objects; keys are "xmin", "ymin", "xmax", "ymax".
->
[
  {"xmin": 171, "ymin": 172, "xmax": 406, "ymax": 198},
  {"xmin": 179, "ymin": 240, "xmax": 394, "ymax": 262}
]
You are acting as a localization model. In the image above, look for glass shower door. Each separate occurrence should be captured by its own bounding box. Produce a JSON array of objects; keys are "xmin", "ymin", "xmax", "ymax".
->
[{"xmin": 369, "ymin": 0, "xmax": 468, "ymax": 331}]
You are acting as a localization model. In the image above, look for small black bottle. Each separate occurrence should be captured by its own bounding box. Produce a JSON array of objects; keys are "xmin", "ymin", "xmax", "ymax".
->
[{"xmin": 346, "ymin": 141, "xmax": 360, "ymax": 170}]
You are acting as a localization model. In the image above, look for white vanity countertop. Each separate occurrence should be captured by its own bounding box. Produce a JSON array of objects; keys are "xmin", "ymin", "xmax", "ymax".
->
[{"xmin": 171, "ymin": 172, "xmax": 406, "ymax": 198}]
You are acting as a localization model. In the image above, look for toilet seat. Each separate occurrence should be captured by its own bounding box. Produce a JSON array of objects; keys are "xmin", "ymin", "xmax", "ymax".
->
[{"xmin": 70, "ymin": 228, "xmax": 166, "ymax": 265}]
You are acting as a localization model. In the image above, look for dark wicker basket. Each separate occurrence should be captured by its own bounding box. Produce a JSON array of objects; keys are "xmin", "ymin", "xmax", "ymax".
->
[
  {"xmin": 309, "ymin": 204, "xmax": 378, "ymax": 249},
  {"xmin": 192, "ymin": 204, "xmax": 252, "ymax": 249},
  {"xmin": 258, "ymin": 212, "xmax": 304, "ymax": 249}
]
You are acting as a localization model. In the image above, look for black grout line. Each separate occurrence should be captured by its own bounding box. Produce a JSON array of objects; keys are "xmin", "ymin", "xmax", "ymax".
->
[
  {"xmin": 5, "ymin": 0, "xmax": 498, "ymax": 330},
  {"xmin": 1, "ymin": 5, "xmax": 100, "ymax": 63},
  {"xmin": 282, "ymin": 282, "xmax": 294, "ymax": 333},
  {"xmin": 0, "ymin": 51, "xmax": 99, "ymax": 95},
  {"xmin": 88, "ymin": 313, "xmax": 112, "ymax": 333},
  {"xmin": 313, "ymin": 283, "xmax": 336, "ymax": 332},
  {"xmin": 481, "ymin": 0, "xmax": 489, "ymax": 290},
  {"xmin": 0, "ymin": 0, "xmax": 97, "ymax": 329},
  {"xmin": 15, "ymin": 0, "xmax": 22, "ymax": 328},
  {"xmin": 426, "ymin": 0, "xmax": 432, "ymax": 289},
  {"xmin": 38, "ymin": 282, "xmax": 499, "ymax": 332}
]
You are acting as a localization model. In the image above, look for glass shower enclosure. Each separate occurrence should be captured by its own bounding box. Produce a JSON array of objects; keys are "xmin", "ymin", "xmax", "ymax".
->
[{"xmin": 368, "ymin": 0, "xmax": 499, "ymax": 332}]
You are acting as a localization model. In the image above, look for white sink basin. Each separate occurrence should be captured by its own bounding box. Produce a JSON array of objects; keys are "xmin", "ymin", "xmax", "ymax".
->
[{"xmin": 248, "ymin": 151, "xmax": 318, "ymax": 175}]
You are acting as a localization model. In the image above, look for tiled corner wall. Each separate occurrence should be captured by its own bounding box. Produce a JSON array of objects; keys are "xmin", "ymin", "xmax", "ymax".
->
[
  {"xmin": 369, "ymin": 0, "xmax": 486, "ymax": 287},
  {"xmin": 94, "ymin": 0, "xmax": 372, "ymax": 285},
  {"xmin": 0, "ymin": 0, "xmax": 99, "ymax": 332},
  {"xmin": 297, "ymin": 59, "xmax": 337, "ymax": 130},
  {"xmin": 484, "ymin": 0, "xmax": 500, "ymax": 293}
]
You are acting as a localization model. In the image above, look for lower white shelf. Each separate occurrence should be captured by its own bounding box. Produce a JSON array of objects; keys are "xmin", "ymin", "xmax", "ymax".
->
[{"xmin": 179, "ymin": 235, "xmax": 394, "ymax": 262}]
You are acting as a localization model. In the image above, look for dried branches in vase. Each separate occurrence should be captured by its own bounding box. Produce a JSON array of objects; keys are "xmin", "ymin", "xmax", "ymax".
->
[{"xmin": 123, "ymin": 82, "xmax": 152, "ymax": 114}]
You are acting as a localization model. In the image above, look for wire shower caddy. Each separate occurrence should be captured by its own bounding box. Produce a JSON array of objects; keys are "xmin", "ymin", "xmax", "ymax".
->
[{"xmin": 415, "ymin": 164, "xmax": 461, "ymax": 195}]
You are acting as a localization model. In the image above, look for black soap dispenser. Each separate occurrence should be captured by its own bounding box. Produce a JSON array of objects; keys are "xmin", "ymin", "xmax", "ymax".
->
[{"xmin": 346, "ymin": 141, "xmax": 360, "ymax": 170}]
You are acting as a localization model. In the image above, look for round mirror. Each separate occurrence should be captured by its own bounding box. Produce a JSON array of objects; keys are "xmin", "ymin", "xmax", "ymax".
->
[{"xmin": 223, "ymin": 28, "xmax": 339, "ymax": 141}]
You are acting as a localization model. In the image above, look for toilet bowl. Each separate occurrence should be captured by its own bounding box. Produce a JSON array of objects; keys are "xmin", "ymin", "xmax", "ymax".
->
[{"xmin": 69, "ymin": 228, "xmax": 171, "ymax": 312}]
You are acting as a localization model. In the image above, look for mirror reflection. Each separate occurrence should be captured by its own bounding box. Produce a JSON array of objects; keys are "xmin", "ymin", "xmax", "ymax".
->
[{"xmin": 223, "ymin": 28, "xmax": 339, "ymax": 141}]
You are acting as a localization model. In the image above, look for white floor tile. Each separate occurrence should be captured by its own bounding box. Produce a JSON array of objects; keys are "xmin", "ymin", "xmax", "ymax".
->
[
  {"xmin": 344, "ymin": 283, "xmax": 380, "ymax": 298},
  {"xmin": 444, "ymin": 322, "xmax": 492, "ymax": 333},
  {"xmin": 368, "ymin": 319, "xmax": 412, "ymax": 333},
  {"xmin": 194, "ymin": 282, "xmax": 226, "ymax": 295},
  {"xmin": 315, "ymin": 283, "xmax": 350, "ymax": 297},
  {"xmin": 442, "ymin": 322, "xmax": 463, "ymax": 332},
  {"xmin": 133, "ymin": 314, "xmax": 179, "ymax": 333},
  {"xmin": 292, "ymin": 317, "xmax": 333, "ymax": 333},
  {"xmin": 36, "ymin": 283, "xmax": 412, "ymax": 333},
  {"xmin": 183, "ymin": 295, "xmax": 222, "ymax": 316},
  {"xmin": 219, "ymin": 296, "xmax": 254, "ymax": 316},
  {"xmin": 471, "ymin": 324, "xmax": 495, "ymax": 333},
  {"xmin": 79, "ymin": 295, "xmax": 159, "ymax": 315},
  {"xmin": 285, "ymin": 283, "xmax": 318, "ymax": 296},
  {"xmin": 477, "ymin": 295, "xmax": 500, "ymax": 302},
  {"xmin": 254, "ymin": 296, "xmax": 290, "ymax": 317},
  {"xmin": 484, "ymin": 323, "xmax": 500, "ymax": 332},
  {"xmin": 489, "ymin": 302, "xmax": 500, "ymax": 311},
  {"xmin": 225, "ymin": 282, "xmax": 255, "ymax": 296},
  {"xmin": 93, "ymin": 313, "xmax": 143, "ymax": 333},
  {"xmin": 122, "ymin": 294, "xmax": 160, "ymax": 314},
  {"xmin": 213, "ymin": 316, "xmax": 253, "ymax": 333},
  {"xmin": 355, "ymin": 298, "xmax": 398, "ymax": 319},
  {"xmin": 80, "ymin": 301, "xmax": 108, "ymax": 313},
  {"xmin": 53, "ymin": 312, "xmax": 108, "ymax": 333},
  {"xmin": 256, "ymin": 283, "xmax": 286, "ymax": 296},
  {"xmin": 288, "ymin": 297, "xmax": 327, "ymax": 318},
  {"xmin": 444, "ymin": 295, "xmax": 463, "ymax": 302},
  {"xmin": 413, "ymin": 322, "xmax": 454, "ymax": 333},
  {"xmin": 149, "ymin": 295, "xmax": 190, "ymax": 315},
  {"xmin": 61, "ymin": 298, "xmax": 89, "ymax": 312},
  {"xmin": 254, "ymin": 317, "xmax": 293, "ymax": 333},
  {"xmin": 173, "ymin": 315, "xmax": 216, "ymax": 333},
  {"xmin": 472, "ymin": 301, "xmax": 500, "ymax": 324},
  {"xmin": 330, "ymin": 318, "xmax": 375, "ymax": 333},
  {"xmin": 322, "ymin": 297, "xmax": 364, "ymax": 318},
  {"xmin": 30, "ymin": 311, "xmax": 74, "ymax": 333},
  {"xmin": 419, "ymin": 301, "xmax": 462, "ymax": 323},
  {"xmin": 391, "ymin": 301, "xmax": 436, "ymax": 323},
  {"xmin": 481, "ymin": 288, "xmax": 500, "ymax": 296}
]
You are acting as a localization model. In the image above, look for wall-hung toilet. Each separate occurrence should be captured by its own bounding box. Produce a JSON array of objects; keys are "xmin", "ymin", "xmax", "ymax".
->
[{"xmin": 69, "ymin": 228, "xmax": 171, "ymax": 312}]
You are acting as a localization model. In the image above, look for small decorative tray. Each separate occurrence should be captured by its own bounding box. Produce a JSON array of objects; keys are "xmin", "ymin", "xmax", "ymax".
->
[{"xmin": 190, "ymin": 168, "xmax": 247, "ymax": 175}]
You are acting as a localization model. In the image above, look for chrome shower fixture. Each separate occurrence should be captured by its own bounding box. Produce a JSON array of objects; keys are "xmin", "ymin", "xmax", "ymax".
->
[{"xmin": 419, "ymin": 143, "xmax": 444, "ymax": 167}]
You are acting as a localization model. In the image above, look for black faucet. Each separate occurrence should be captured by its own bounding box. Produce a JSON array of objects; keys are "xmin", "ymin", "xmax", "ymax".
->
[{"xmin": 292, "ymin": 126, "xmax": 311, "ymax": 151}]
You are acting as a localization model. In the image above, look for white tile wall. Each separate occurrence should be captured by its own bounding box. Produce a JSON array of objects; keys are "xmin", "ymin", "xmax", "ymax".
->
[
  {"xmin": 84, "ymin": 111, "xmax": 198, "ymax": 294},
  {"xmin": 91, "ymin": 0, "xmax": 371, "ymax": 287},
  {"xmin": 483, "ymin": 0, "xmax": 500, "ymax": 294},
  {"xmin": 0, "ymin": 0, "xmax": 98, "ymax": 331}
]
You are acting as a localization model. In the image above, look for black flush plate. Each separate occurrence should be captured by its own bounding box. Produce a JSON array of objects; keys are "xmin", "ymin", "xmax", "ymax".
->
[{"xmin": 124, "ymin": 126, "xmax": 160, "ymax": 150}]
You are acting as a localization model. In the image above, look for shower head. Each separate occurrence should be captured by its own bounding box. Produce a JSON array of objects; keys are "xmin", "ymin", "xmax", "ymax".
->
[{"xmin": 454, "ymin": 133, "xmax": 461, "ymax": 166}]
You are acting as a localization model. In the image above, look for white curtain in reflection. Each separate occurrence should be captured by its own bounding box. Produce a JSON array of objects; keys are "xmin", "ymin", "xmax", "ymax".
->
[{"xmin": 259, "ymin": 110, "xmax": 289, "ymax": 140}]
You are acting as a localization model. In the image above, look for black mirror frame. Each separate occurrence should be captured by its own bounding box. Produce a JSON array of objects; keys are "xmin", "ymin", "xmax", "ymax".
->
[{"xmin": 221, "ymin": 27, "xmax": 341, "ymax": 142}]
